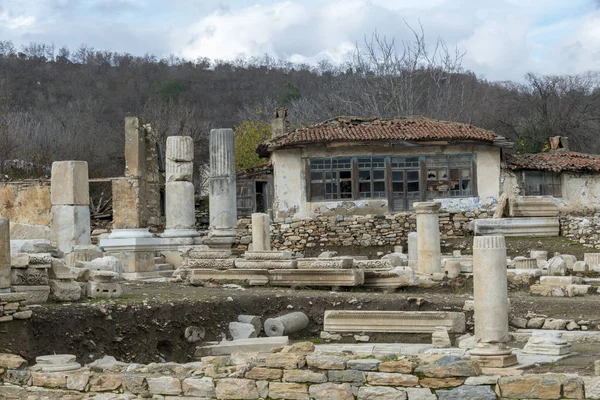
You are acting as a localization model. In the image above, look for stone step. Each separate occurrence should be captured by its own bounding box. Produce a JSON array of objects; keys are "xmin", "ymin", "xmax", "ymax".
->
[
  {"xmin": 157, "ymin": 270, "xmax": 175, "ymax": 278},
  {"xmin": 154, "ymin": 256, "xmax": 166, "ymax": 264},
  {"xmin": 154, "ymin": 263, "xmax": 174, "ymax": 272}
]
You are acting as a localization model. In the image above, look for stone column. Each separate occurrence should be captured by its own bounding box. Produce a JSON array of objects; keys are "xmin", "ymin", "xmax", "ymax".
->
[
  {"xmin": 0, "ymin": 218, "xmax": 10, "ymax": 293},
  {"xmin": 414, "ymin": 202, "xmax": 441, "ymax": 275},
  {"xmin": 470, "ymin": 235, "xmax": 517, "ymax": 367},
  {"xmin": 163, "ymin": 136, "xmax": 198, "ymax": 238},
  {"xmin": 251, "ymin": 213, "xmax": 271, "ymax": 252},
  {"xmin": 206, "ymin": 128, "xmax": 237, "ymax": 247},
  {"xmin": 51, "ymin": 161, "xmax": 91, "ymax": 254},
  {"xmin": 407, "ymin": 232, "xmax": 418, "ymax": 268}
]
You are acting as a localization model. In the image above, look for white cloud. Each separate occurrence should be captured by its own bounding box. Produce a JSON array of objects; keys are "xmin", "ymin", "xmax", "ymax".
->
[{"xmin": 0, "ymin": 10, "xmax": 36, "ymax": 29}]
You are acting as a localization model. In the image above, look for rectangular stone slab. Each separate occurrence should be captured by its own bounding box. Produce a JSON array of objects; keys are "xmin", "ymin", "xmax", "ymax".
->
[
  {"xmin": 194, "ymin": 336, "xmax": 289, "ymax": 358},
  {"xmin": 186, "ymin": 259, "xmax": 236, "ymax": 270},
  {"xmin": 234, "ymin": 259, "xmax": 297, "ymax": 270},
  {"xmin": 363, "ymin": 269, "xmax": 419, "ymax": 288},
  {"xmin": 188, "ymin": 269, "xmax": 269, "ymax": 286},
  {"xmin": 244, "ymin": 251, "xmax": 293, "ymax": 260},
  {"xmin": 268, "ymin": 269, "xmax": 364, "ymax": 287},
  {"xmin": 323, "ymin": 310, "xmax": 466, "ymax": 333},
  {"xmin": 471, "ymin": 217, "xmax": 559, "ymax": 237}
]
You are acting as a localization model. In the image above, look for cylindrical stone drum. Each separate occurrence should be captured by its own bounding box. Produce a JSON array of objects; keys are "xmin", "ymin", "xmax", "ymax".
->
[{"xmin": 264, "ymin": 312, "xmax": 309, "ymax": 337}]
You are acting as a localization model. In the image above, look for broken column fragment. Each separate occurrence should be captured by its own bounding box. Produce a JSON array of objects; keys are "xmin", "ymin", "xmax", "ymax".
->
[
  {"xmin": 414, "ymin": 202, "xmax": 441, "ymax": 275},
  {"xmin": 469, "ymin": 235, "xmax": 517, "ymax": 367},
  {"xmin": 50, "ymin": 161, "xmax": 91, "ymax": 254},
  {"xmin": 163, "ymin": 136, "xmax": 198, "ymax": 238},
  {"xmin": 264, "ymin": 312, "xmax": 309, "ymax": 337},
  {"xmin": 251, "ymin": 213, "xmax": 271, "ymax": 252}
]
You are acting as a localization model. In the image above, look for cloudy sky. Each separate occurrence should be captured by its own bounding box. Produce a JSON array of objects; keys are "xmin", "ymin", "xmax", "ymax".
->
[{"xmin": 1, "ymin": 0, "xmax": 599, "ymax": 81}]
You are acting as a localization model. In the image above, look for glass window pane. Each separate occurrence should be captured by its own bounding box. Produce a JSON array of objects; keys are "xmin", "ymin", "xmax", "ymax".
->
[
  {"xmin": 427, "ymin": 170, "xmax": 437, "ymax": 180},
  {"xmin": 407, "ymin": 181, "xmax": 419, "ymax": 192},
  {"xmin": 392, "ymin": 171, "xmax": 404, "ymax": 181},
  {"xmin": 339, "ymin": 170, "xmax": 351, "ymax": 179},
  {"xmin": 359, "ymin": 170, "xmax": 371, "ymax": 180},
  {"xmin": 359, "ymin": 182, "xmax": 371, "ymax": 193},
  {"xmin": 408, "ymin": 171, "xmax": 419, "ymax": 181},
  {"xmin": 393, "ymin": 182, "xmax": 404, "ymax": 192},
  {"xmin": 374, "ymin": 170, "xmax": 385, "ymax": 180},
  {"xmin": 374, "ymin": 182, "xmax": 385, "ymax": 192},
  {"xmin": 311, "ymin": 171, "xmax": 322, "ymax": 181},
  {"xmin": 311, "ymin": 183, "xmax": 324, "ymax": 200}
]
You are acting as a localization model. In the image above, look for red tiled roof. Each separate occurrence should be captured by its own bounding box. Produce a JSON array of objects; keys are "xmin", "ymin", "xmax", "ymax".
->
[
  {"xmin": 259, "ymin": 116, "xmax": 509, "ymax": 155},
  {"xmin": 506, "ymin": 152, "xmax": 600, "ymax": 173}
]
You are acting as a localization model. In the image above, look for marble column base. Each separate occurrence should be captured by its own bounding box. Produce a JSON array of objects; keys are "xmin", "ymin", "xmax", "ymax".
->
[{"xmin": 161, "ymin": 229, "xmax": 199, "ymax": 238}]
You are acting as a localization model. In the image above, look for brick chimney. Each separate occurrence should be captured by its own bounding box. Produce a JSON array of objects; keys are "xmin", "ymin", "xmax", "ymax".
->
[
  {"xmin": 549, "ymin": 136, "xmax": 569, "ymax": 152},
  {"xmin": 271, "ymin": 107, "xmax": 289, "ymax": 139}
]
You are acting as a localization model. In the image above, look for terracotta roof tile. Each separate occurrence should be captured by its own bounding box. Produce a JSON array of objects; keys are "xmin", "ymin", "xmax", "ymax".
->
[
  {"xmin": 260, "ymin": 116, "xmax": 508, "ymax": 155},
  {"xmin": 506, "ymin": 152, "xmax": 600, "ymax": 173}
]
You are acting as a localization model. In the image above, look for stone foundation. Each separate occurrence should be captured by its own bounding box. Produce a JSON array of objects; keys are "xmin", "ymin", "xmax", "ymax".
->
[{"xmin": 0, "ymin": 345, "xmax": 597, "ymax": 399}]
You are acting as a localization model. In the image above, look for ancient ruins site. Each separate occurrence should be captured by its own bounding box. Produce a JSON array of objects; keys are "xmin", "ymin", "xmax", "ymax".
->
[{"xmin": 2, "ymin": 113, "xmax": 600, "ymax": 400}]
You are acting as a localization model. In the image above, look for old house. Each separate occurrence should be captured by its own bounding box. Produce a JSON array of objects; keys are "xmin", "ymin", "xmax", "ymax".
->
[{"xmin": 257, "ymin": 111, "xmax": 513, "ymax": 218}]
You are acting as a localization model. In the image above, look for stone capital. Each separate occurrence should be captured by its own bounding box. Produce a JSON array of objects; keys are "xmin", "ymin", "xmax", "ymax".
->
[{"xmin": 413, "ymin": 202, "xmax": 441, "ymax": 214}]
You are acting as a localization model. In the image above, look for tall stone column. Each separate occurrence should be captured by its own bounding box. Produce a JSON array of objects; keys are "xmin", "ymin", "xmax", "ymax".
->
[
  {"xmin": 251, "ymin": 213, "xmax": 271, "ymax": 251},
  {"xmin": 206, "ymin": 128, "xmax": 237, "ymax": 248},
  {"xmin": 162, "ymin": 136, "xmax": 198, "ymax": 238},
  {"xmin": 0, "ymin": 218, "xmax": 10, "ymax": 293},
  {"xmin": 470, "ymin": 235, "xmax": 517, "ymax": 367},
  {"xmin": 414, "ymin": 202, "xmax": 441, "ymax": 274},
  {"xmin": 51, "ymin": 161, "xmax": 91, "ymax": 254}
]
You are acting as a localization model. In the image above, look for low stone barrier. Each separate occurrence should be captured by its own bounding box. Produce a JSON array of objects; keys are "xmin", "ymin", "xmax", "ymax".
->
[{"xmin": 0, "ymin": 343, "xmax": 598, "ymax": 399}]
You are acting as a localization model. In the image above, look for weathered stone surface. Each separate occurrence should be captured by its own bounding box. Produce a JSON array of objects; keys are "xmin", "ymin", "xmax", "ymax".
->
[
  {"xmin": 415, "ymin": 355, "xmax": 481, "ymax": 378},
  {"xmin": 32, "ymin": 371, "xmax": 68, "ymax": 388},
  {"xmin": 378, "ymin": 359, "xmax": 415, "ymax": 373},
  {"xmin": 366, "ymin": 372, "xmax": 419, "ymax": 386},
  {"xmin": 51, "ymin": 161, "xmax": 89, "ymax": 205},
  {"xmin": 268, "ymin": 382, "xmax": 308, "ymax": 400},
  {"xmin": 283, "ymin": 369, "xmax": 327, "ymax": 383},
  {"xmin": 347, "ymin": 359, "xmax": 380, "ymax": 371},
  {"xmin": 245, "ymin": 367, "xmax": 282, "ymax": 380},
  {"xmin": 4, "ymin": 369, "xmax": 31, "ymax": 386},
  {"xmin": 265, "ymin": 353, "xmax": 306, "ymax": 369},
  {"xmin": 229, "ymin": 322, "xmax": 257, "ymax": 340},
  {"xmin": 89, "ymin": 373, "xmax": 123, "ymax": 391},
  {"xmin": 0, "ymin": 354, "xmax": 26, "ymax": 370},
  {"xmin": 432, "ymin": 326, "xmax": 452, "ymax": 348},
  {"xmin": 419, "ymin": 377, "xmax": 465, "ymax": 388},
  {"xmin": 235, "ymin": 259, "xmax": 297, "ymax": 269},
  {"xmin": 49, "ymin": 279, "xmax": 82, "ymax": 302},
  {"xmin": 403, "ymin": 387, "xmax": 437, "ymax": 400},
  {"xmin": 215, "ymin": 378, "xmax": 258, "ymax": 399},
  {"xmin": 381, "ymin": 252, "xmax": 408, "ymax": 267},
  {"xmin": 122, "ymin": 374, "xmax": 148, "ymax": 394},
  {"xmin": 66, "ymin": 371, "xmax": 90, "ymax": 391},
  {"xmin": 584, "ymin": 376, "xmax": 600, "ymax": 399},
  {"xmin": 498, "ymin": 374, "xmax": 563, "ymax": 399},
  {"xmin": 269, "ymin": 269, "xmax": 364, "ymax": 287},
  {"xmin": 146, "ymin": 376, "xmax": 182, "ymax": 395},
  {"xmin": 181, "ymin": 377, "xmax": 215, "ymax": 398},
  {"xmin": 296, "ymin": 258, "xmax": 353, "ymax": 269},
  {"xmin": 308, "ymin": 382, "xmax": 354, "ymax": 400},
  {"xmin": 436, "ymin": 385, "xmax": 497, "ymax": 399},
  {"xmin": 306, "ymin": 354, "xmax": 347, "ymax": 370},
  {"xmin": 357, "ymin": 386, "xmax": 407, "ymax": 400},
  {"xmin": 51, "ymin": 205, "xmax": 91, "ymax": 254},
  {"xmin": 0, "ymin": 218, "xmax": 10, "ymax": 290},
  {"xmin": 327, "ymin": 369, "xmax": 365, "ymax": 384}
]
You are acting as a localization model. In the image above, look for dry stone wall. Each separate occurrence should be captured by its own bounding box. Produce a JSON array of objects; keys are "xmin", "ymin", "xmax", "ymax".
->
[
  {"xmin": 0, "ymin": 346, "xmax": 598, "ymax": 399},
  {"xmin": 234, "ymin": 211, "xmax": 492, "ymax": 253},
  {"xmin": 560, "ymin": 215, "xmax": 600, "ymax": 248}
]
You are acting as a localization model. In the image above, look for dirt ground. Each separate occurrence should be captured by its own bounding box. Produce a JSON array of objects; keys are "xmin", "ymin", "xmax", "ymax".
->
[{"xmin": 1, "ymin": 278, "xmax": 599, "ymax": 376}]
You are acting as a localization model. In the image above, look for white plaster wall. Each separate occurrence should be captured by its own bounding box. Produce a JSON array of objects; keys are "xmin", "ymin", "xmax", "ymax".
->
[
  {"xmin": 271, "ymin": 143, "xmax": 502, "ymax": 218},
  {"xmin": 271, "ymin": 149, "xmax": 305, "ymax": 218},
  {"xmin": 557, "ymin": 173, "xmax": 600, "ymax": 212}
]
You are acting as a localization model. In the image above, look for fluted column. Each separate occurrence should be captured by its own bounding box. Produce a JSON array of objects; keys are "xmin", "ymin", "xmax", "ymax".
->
[
  {"xmin": 470, "ymin": 234, "xmax": 517, "ymax": 367},
  {"xmin": 207, "ymin": 129, "xmax": 237, "ymax": 246},
  {"xmin": 0, "ymin": 218, "xmax": 10, "ymax": 293},
  {"xmin": 414, "ymin": 202, "xmax": 441, "ymax": 274},
  {"xmin": 163, "ymin": 136, "xmax": 198, "ymax": 238}
]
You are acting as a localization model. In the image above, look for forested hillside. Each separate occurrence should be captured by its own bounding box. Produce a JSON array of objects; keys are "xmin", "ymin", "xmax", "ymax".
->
[{"xmin": 1, "ymin": 32, "xmax": 599, "ymax": 180}]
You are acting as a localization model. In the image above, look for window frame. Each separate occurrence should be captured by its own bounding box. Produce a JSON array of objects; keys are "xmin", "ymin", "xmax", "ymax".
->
[{"xmin": 521, "ymin": 170, "xmax": 562, "ymax": 197}]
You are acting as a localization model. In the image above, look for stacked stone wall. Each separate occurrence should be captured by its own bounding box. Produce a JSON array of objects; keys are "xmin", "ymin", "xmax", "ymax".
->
[
  {"xmin": 234, "ymin": 211, "xmax": 492, "ymax": 253},
  {"xmin": 1, "ymin": 347, "xmax": 599, "ymax": 399},
  {"xmin": 560, "ymin": 215, "xmax": 600, "ymax": 249}
]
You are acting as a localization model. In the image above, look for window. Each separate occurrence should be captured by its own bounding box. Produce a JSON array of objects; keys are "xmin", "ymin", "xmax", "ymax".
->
[
  {"xmin": 426, "ymin": 155, "xmax": 473, "ymax": 199},
  {"xmin": 358, "ymin": 157, "xmax": 386, "ymax": 198},
  {"xmin": 522, "ymin": 171, "xmax": 562, "ymax": 197},
  {"xmin": 309, "ymin": 158, "xmax": 353, "ymax": 200}
]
